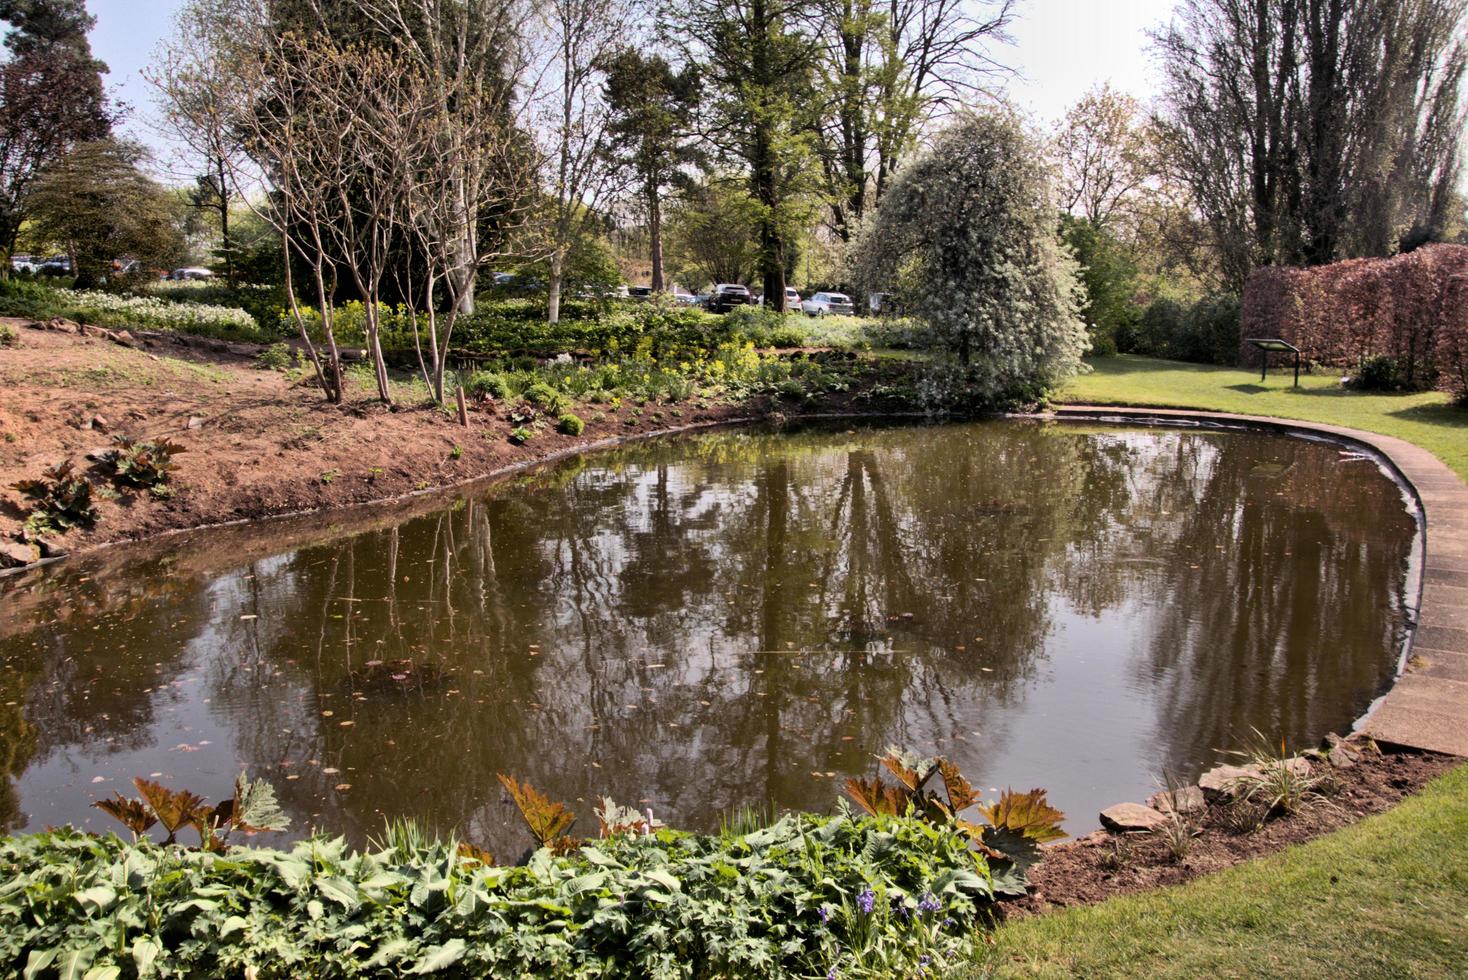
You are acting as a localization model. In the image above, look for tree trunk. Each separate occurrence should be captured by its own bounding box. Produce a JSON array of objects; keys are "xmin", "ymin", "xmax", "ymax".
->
[
  {"xmin": 648, "ymin": 182, "xmax": 664, "ymax": 293},
  {"xmin": 218, "ymin": 156, "xmax": 234, "ymax": 285},
  {"xmin": 547, "ymin": 250, "xmax": 565, "ymax": 325}
]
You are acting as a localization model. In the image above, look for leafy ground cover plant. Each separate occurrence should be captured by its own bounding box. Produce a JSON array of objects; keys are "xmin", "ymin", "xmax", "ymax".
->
[
  {"xmin": 557, "ymin": 413, "xmax": 585, "ymax": 435},
  {"xmin": 11, "ymin": 460, "xmax": 98, "ymax": 533},
  {"xmin": 3, "ymin": 754, "xmax": 1060, "ymax": 978},
  {"xmin": 102, "ymin": 435, "xmax": 186, "ymax": 491}
]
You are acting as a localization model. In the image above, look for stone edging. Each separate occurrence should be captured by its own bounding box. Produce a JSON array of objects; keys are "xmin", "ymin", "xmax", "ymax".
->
[{"xmin": 1052, "ymin": 404, "xmax": 1468, "ymax": 759}]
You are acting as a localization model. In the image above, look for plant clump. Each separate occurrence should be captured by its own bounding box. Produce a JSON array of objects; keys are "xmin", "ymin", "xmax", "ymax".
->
[
  {"xmin": 557, "ymin": 412, "xmax": 585, "ymax": 435},
  {"xmin": 102, "ymin": 435, "xmax": 185, "ymax": 491},
  {"xmin": 11, "ymin": 460, "xmax": 98, "ymax": 534}
]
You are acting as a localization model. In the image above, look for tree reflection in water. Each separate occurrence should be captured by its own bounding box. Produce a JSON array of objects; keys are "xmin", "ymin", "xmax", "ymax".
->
[{"xmin": 0, "ymin": 421, "xmax": 1415, "ymax": 849}]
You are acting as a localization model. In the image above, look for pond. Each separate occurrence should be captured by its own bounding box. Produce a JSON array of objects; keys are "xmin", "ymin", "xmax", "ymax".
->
[{"xmin": 0, "ymin": 419, "xmax": 1419, "ymax": 854}]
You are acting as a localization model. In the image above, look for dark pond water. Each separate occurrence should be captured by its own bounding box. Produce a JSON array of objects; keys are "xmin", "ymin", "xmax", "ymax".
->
[{"xmin": 0, "ymin": 420, "xmax": 1419, "ymax": 853}]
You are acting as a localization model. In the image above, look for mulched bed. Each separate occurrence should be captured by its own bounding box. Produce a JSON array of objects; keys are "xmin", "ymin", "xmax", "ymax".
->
[{"xmin": 1007, "ymin": 747, "xmax": 1460, "ymax": 915}]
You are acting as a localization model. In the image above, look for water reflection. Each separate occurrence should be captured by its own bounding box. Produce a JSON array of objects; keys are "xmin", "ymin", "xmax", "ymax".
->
[{"xmin": 0, "ymin": 421, "xmax": 1416, "ymax": 851}]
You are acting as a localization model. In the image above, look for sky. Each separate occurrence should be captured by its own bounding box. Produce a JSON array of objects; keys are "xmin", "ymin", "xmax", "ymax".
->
[{"xmin": 88, "ymin": 0, "xmax": 1176, "ymax": 172}]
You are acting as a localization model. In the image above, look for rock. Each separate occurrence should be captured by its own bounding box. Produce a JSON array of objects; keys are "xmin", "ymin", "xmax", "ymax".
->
[
  {"xmin": 0, "ymin": 540, "xmax": 39, "ymax": 569},
  {"xmin": 1198, "ymin": 764, "xmax": 1256, "ymax": 802},
  {"xmin": 1099, "ymin": 802, "xmax": 1168, "ymax": 833},
  {"xmin": 47, "ymin": 317, "xmax": 80, "ymax": 333},
  {"xmin": 186, "ymin": 416, "xmax": 206, "ymax": 430},
  {"xmin": 1328, "ymin": 742, "xmax": 1360, "ymax": 769},
  {"xmin": 33, "ymin": 535, "xmax": 66, "ymax": 559},
  {"xmin": 111, "ymin": 330, "xmax": 137, "ymax": 348},
  {"xmin": 1148, "ymin": 785, "xmax": 1205, "ymax": 815},
  {"xmin": 90, "ymin": 415, "xmax": 109, "ymax": 433}
]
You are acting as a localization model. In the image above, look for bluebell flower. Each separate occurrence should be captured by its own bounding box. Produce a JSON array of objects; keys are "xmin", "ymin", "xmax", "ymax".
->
[
  {"xmin": 857, "ymin": 888, "xmax": 876, "ymax": 914},
  {"xmin": 818, "ymin": 905, "xmax": 831, "ymax": 923},
  {"xmin": 826, "ymin": 968, "xmax": 839, "ymax": 980},
  {"xmin": 918, "ymin": 892, "xmax": 942, "ymax": 914}
]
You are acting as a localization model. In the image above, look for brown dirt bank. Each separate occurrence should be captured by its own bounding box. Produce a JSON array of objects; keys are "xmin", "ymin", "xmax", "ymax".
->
[
  {"xmin": 0, "ymin": 319, "xmax": 923, "ymax": 572},
  {"xmin": 1008, "ymin": 747, "xmax": 1460, "ymax": 917}
]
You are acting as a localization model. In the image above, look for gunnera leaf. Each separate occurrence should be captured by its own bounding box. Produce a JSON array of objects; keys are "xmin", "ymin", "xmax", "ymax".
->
[
  {"xmin": 132, "ymin": 778, "xmax": 206, "ymax": 840},
  {"xmin": 231, "ymin": 772, "xmax": 290, "ymax": 833},
  {"xmin": 497, "ymin": 774, "xmax": 576, "ymax": 847},
  {"xmin": 92, "ymin": 794, "xmax": 158, "ymax": 838},
  {"xmin": 978, "ymin": 787, "xmax": 1066, "ymax": 843}
]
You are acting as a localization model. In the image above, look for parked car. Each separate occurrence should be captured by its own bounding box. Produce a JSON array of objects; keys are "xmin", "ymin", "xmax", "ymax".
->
[
  {"xmin": 9, "ymin": 255, "xmax": 38, "ymax": 275},
  {"xmin": 801, "ymin": 291, "xmax": 855, "ymax": 317},
  {"xmin": 706, "ymin": 283, "xmax": 752, "ymax": 313},
  {"xmin": 37, "ymin": 255, "xmax": 72, "ymax": 276},
  {"xmin": 170, "ymin": 267, "xmax": 215, "ymax": 281},
  {"xmin": 673, "ymin": 290, "xmax": 700, "ymax": 307},
  {"xmin": 868, "ymin": 292, "xmax": 899, "ymax": 315},
  {"xmin": 628, "ymin": 285, "xmax": 655, "ymax": 302}
]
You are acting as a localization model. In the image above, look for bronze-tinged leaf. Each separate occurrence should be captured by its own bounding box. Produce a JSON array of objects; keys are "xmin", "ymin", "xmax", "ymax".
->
[
  {"xmin": 133, "ymin": 778, "xmax": 206, "ymax": 839},
  {"xmin": 497, "ymin": 774, "xmax": 576, "ymax": 846},
  {"xmin": 843, "ymin": 776, "xmax": 906, "ymax": 816},
  {"xmin": 978, "ymin": 787, "xmax": 1067, "ymax": 843},
  {"xmin": 456, "ymin": 841, "xmax": 496, "ymax": 867},
  {"xmin": 92, "ymin": 795, "xmax": 157, "ymax": 837},
  {"xmin": 955, "ymin": 818, "xmax": 1005, "ymax": 859},
  {"xmin": 878, "ymin": 746, "xmax": 937, "ymax": 792},
  {"xmin": 938, "ymin": 759, "xmax": 980, "ymax": 814},
  {"xmin": 547, "ymin": 835, "xmax": 582, "ymax": 857}
]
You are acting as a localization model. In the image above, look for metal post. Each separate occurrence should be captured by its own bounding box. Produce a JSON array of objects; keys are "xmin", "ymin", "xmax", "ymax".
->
[{"xmin": 1293, "ymin": 350, "xmax": 1300, "ymax": 387}]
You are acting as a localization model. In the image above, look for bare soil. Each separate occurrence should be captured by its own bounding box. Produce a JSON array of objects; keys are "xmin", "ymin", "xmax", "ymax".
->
[
  {"xmin": 0, "ymin": 318, "xmax": 891, "ymax": 567},
  {"xmin": 1009, "ymin": 748, "xmax": 1460, "ymax": 916}
]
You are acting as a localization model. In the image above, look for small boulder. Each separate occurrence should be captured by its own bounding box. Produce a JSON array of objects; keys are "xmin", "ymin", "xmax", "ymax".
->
[
  {"xmin": 112, "ymin": 330, "xmax": 137, "ymax": 348},
  {"xmin": 186, "ymin": 416, "xmax": 206, "ymax": 430},
  {"xmin": 90, "ymin": 415, "xmax": 109, "ymax": 433},
  {"xmin": 47, "ymin": 317, "xmax": 80, "ymax": 333},
  {"xmin": 1198, "ymin": 764, "xmax": 1256, "ymax": 802},
  {"xmin": 0, "ymin": 540, "xmax": 39, "ymax": 569},
  {"xmin": 1148, "ymin": 785, "xmax": 1205, "ymax": 815},
  {"xmin": 1099, "ymin": 802, "xmax": 1168, "ymax": 833},
  {"xmin": 33, "ymin": 535, "xmax": 66, "ymax": 559}
]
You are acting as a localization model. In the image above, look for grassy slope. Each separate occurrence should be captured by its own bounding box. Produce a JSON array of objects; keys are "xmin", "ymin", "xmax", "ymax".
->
[
  {"xmin": 1057, "ymin": 355, "xmax": 1468, "ymax": 481},
  {"xmin": 966, "ymin": 765, "xmax": 1468, "ymax": 978},
  {"xmin": 958, "ymin": 356, "xmax": 1468, "ymax": 978}
]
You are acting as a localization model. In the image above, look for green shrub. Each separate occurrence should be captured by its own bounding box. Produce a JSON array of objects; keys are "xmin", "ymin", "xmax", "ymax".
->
[
  {"xmin": 1351, "ymin": 355, "xmax": 1407, "ymax": 391},
  {"xmin": 557, "ymin": 413, "xmax": 585, "ymax": 435},
  {"xmin": 466, "ymin": 370, "xmax": 511, "ymax": 400},
  {"xmin": 102, "ymin": 435, "xmax": 185, "ymax": 490},
  {"xmin": 509, "ymin": 426, "xmax": 534, "ymax": 444},
  {"xmin": 523, "ymin": 382, "xmax": 568, "ymax": 414},
  {"xmin": 255, "ymin": 342, "xmax": 295, "ymax": 371},
  {"xmin": 11, "ymin": 460, "xmax": 98, "ymax": 533},
  {"xmin": 0, "ymin": 323, "xmax": 14, "ymax": 347}
]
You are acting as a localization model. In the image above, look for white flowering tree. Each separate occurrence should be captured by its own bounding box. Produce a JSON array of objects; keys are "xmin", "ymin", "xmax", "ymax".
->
[{"xmin": 850, "ymin": 110, "xmax": 1090, "ymax": 405}]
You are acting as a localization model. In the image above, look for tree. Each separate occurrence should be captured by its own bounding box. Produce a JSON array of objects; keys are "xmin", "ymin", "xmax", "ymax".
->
[
  {"xmin": 601, "ymin": 48, "xmax": 701, "ymax": 293},
  {"xmin": 531, "ymin": 0, "xmax": 630, "ymax": 324},
  {"xmin": 1053, "ymin": 83, "xmax": 1155, "ymax": 231},
  {"xmin": 147, "ymin": 2, "xmax": 244, "ymax": 283},
  {"xmin": 672, "ymin": 0, "xmax": 819, "ymax": 310},
  {"xmin": 0, "ymin": 0, "xmax": 112, "ymax": 274},
  {"xmin": 812, "ymin": 0, "xmax": 1016, "ymax": 241},
  {"xmin": 663, "ymin": 176, "xmax": 763, "ymax": 287},
  {"xmin": 25, "ymin": 139, "xmax": 182, "ymax": 287},
  {"xmin": 1153, "ymin": 0, "xmax": 1468, "ymax": 288},
  {"xmin": 1061, "ymin": 215, "xmax": 1141, "ymax": 356},
  {"xmin": 849, "ymin": 110, "xmax": 1088, "ymax": 400}
]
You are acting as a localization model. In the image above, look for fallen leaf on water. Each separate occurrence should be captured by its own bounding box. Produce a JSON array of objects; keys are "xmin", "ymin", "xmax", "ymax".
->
[
  {"xmin": 90, "ymin": 776, "xmax": 106, "ymax": 784},
  {"xmin": 335, "ymin": 783, "xmax": 352, "ymax": 791},
  {"xmin": 322, "ymin": 767, "xmax": 340, "ymax": 774},
  {"xmin": 339, "ymin": 721, "xmax": 354, "ymax": 727}
]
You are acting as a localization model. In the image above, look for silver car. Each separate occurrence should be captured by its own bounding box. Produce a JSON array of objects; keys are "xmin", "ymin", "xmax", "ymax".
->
[{"xmin": 801, "ymin": 291, "xmax": 855, "ymax": 317}]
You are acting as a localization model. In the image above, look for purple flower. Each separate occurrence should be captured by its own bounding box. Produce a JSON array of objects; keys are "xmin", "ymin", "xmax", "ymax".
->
[
  {"xmin": 826, "ymin": 969, "xmax": 839, "ymax": 980},
  {"xmin": 818, "ymin": 905, "xmax": 831, "ymax": 924},
  {"xmin": 857, "ymin": 888, "xmax": 876, "ymax": 914},
  {"xmin": 918, "ymin": 892, "xmax": 942, "ymax": 914}
]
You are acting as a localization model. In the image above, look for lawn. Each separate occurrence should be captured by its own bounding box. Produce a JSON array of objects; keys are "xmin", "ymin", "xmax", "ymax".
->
[
  {"xmin": 1058, "ymin": 355, "xmax": 1468, "ymax": 481},
  {"xmin": 959, "ymin": 355, "xmax": 1468, "ymax": 978},
  {"xmin": 964, "ymin": 765, "xmax": 1468, "ymax": 978}
]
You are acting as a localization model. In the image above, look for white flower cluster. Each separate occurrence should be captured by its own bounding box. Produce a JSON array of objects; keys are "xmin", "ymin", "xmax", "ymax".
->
[{"xmin": 57, "ymin": 289, "xmax": 259, "ymax": 338}]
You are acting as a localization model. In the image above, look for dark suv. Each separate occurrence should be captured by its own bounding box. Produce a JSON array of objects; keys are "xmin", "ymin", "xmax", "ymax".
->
[{"xmin": 706, "ymin": 283, "xmax": 752, "ymax": 314}]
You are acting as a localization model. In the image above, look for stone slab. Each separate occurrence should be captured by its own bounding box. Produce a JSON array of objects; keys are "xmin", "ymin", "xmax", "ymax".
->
[{"xmin": 1409, "ymin": 649, "xmax": 1468, "ymax": 683}]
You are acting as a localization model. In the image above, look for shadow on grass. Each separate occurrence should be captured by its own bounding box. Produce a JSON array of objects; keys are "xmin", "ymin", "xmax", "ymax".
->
[{"xmin": 1389, "ymin": 402, "xmax": 1468, "ymax": 429}]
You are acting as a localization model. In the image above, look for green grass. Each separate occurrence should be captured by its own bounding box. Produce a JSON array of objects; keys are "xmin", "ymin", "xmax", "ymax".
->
[
  {"xmin": 963, "ymin": 764, "xmax": 1468, "ymax": 978},
  {"xmin": 962, "ymin": 354, "xmax": 1468, "ymax": 977},
  {"xmin": 1059, "ymin": 355, "xmax": 1468, "ymax": 481}
]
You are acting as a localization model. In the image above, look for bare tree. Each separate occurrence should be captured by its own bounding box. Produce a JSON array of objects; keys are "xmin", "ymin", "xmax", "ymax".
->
[
  {"xmin": 1053, "ymin": 83, "xmax": 1156, "ymax": 231},
  {"xmin": 812, "ymin": 0, "xmax": 1016, "ymax": 241},
  {"xmin": 530, "ymin": 0, "xmax": 632, "ymax": 324}
]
